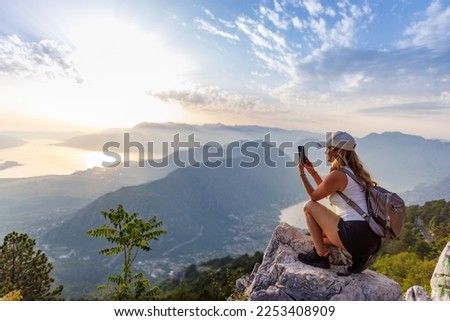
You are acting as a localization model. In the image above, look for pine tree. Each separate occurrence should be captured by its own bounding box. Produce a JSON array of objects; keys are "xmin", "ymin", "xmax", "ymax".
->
[
  {"xmin": 87, "ymin": 204, "xmax": 167, "ymax": 300},
  {"xmin": 0, "ymin": 232, "xmax": 63, "ymax": 300}
]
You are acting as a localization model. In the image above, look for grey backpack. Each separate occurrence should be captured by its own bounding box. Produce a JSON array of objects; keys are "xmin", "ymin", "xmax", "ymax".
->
[{"xmin": 337, "ymin": 168, "xmax": 406, "ymax": 240}]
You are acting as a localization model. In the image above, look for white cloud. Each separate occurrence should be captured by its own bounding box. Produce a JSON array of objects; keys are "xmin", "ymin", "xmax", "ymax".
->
[
  {"xmin": 325, "ymin": 6, "xmax": 336, "ymax": 17},
  {"xmin": 348, "ymin": 2, "xmax": 369, "ymax": 18},
  {"xmin": 236, "ymin": 17, "xmax": 272, "ymax": 49},
  {"xmin": 328, "ymin": 15, "xmax": 355, "ymax": 47},
  {"xmin": 292, "ymin": 16, "xmax": 305, "ymax": 30},
  {"xmin": 254, "ymin": 50, "xmax": 291, "ymax": 76},
  {"xmin": 204, "ymin": 8, "xmax": 215, "ymax": 20},
  {"xmin": 150, "ymin": 85, "xmax": 281, "ymax": 113},
  {"xmin": 334, "ymin": 72, "xmax": 372, "ymax": 92},
  {"xmin": 196, "ymin": 1, "xmax": 373, "ymax": 87},
  {"xmin": 219, "ymin": 18, "xmax": 235, "ymax": 28},
  {"xmin": 234, "ymin": 15, "xmax": 295, "ymax": 80},
  {"xmin": 257, "ymin": 24, "xmax": 287, "ymax": 50},
  {"xmin": 294, "ymin": 46, "xmax": 450, "ymax": 94},
  {"xmin": 398, "ymin": 0, "xmax": 450, "ymax": 49},
  {"xmin": 251, "ymin": 71, "xmax": 270, "ymax": 78},
  {"xmin": 274, "ymin": 0, "xmax": 283, "ymax": 13},
  {"xmin": 302, "ymin": 0, "xmax": 324, "ymax": 16},
  {"xmin": 195, "ymin": 18, "xmax": 240, "ymax": 41},
  {"xmin": 309, "ymin": 17, "xmax": 327, "ymax": 39},
  {"xmin": 260, "ymin": 6, "xmax": 289, "ymax": 30},
  {"xmin": 305, "ymin": 1, "xmax": 371, "ymax": 51},
  {"xmin": 0, "ymin": 34, "xmax": 81, "ymax": 82},
  {"xmin": 359, "ymin": 102, "xmax": 450, "ymax": 116}
]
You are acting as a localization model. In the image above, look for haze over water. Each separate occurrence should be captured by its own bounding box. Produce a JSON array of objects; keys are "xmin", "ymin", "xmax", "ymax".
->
[{"xmin": 0, "ymin": 139, "xmax": 106, "ymax": 178}]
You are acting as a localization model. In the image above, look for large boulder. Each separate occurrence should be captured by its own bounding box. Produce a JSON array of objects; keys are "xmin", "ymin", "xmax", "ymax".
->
[
  {"xmin": 236, "ymin": 222, "xmax": 402, "ymax": 301},
  {"xmin": 404, "ymin": 286, "xmax": 431, "ymax": 301},
  {"xmin": 431, "ymin": 241, "xmax": 450, "ymax": 301}
]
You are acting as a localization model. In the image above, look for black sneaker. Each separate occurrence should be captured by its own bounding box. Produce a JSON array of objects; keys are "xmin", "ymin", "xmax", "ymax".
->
[
  {"xmin": 298, "ymin": 248, "xmax": 330, "ymax": 269},
  {"xmin": 348, "ymin": 255, "xmax": 373, "ymax": 274}
]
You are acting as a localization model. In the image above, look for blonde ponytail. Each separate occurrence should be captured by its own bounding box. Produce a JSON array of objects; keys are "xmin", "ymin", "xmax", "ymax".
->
[{"xmin": 330, "ymin": 150, "xmax": 376, "ymax": 187}]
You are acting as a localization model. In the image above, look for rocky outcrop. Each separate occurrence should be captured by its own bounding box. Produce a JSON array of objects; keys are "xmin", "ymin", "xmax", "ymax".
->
[
  {"xmin": 236, "ymin": 222, "xmax": 402, "ymax": 301},
  {"xmin": 404, "ymin": 241, "xmax": 450, "ymax": 301},
  {"xmin": 431, "ymin": 241, "xmax": 450, "ymax": 300}
]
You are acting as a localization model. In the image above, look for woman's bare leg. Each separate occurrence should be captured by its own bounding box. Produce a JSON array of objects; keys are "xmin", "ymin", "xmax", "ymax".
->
[
  {"xmin": 303, "ymin": 200, "xmax": 347, "ymax": 256},
  {"xmin": 322, "ymin": 235, "xmax": 334, "ymax": 246}
]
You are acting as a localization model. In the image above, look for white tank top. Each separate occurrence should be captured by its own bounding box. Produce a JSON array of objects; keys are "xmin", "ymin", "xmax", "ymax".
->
[{"xmin": 329, "ymin": 167, "xmax": 367, "ymax": 221}]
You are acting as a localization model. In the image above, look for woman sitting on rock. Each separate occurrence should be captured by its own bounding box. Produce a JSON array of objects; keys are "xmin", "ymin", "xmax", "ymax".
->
[{"xmin": 297, "ymin": 131, "xmax": 381, "ymax": 274}]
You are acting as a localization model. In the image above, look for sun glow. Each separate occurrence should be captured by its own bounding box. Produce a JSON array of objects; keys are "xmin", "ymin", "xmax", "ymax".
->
[
  {"xmin": 70, "ymin": 16, "xmax": 192, "ymax": 89},
  {"xmin": 7, "ymin": 15, "xmax": 195, "ymax": 129},
  {"xmin": 82, "ymin": 151, "xmax": 111, "ymax": 169}
]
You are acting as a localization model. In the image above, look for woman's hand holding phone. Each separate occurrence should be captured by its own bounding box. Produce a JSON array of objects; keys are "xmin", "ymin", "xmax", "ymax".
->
[
  {"xmin": 297, "ymin": 145, "xmax": 316, "ymax": 175},
  {"xmin": 297, "ymin": 145, "xmax": 306, "ymax": 164}
]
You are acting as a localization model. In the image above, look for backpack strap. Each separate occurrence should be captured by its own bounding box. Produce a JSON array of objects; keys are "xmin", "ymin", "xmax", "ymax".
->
[
  {"xmin": 339, "ymin": 167, "xmax": 365, "ymax": 189},
  {"xmin": 336, "ymin": 168, "xmax": 370, "ymax": 221},
  {"xmin": 336, "ymin": 190, "xmax": 369, "ymax": 220}
]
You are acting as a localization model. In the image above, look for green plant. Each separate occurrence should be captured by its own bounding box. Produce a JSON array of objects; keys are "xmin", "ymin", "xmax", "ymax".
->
[{"xmin": 87, "ymin": 204, "xmax": 167, "ymax": 300}]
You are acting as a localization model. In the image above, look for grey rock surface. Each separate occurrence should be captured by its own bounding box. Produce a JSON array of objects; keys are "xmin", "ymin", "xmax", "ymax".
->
[
  {"xmin": 431, "ymin": 241, "xmax": 450, "ymax": 301},
  {"xmin": 236, "ymin": 222, "xmax": 403, "ymax": 301}
]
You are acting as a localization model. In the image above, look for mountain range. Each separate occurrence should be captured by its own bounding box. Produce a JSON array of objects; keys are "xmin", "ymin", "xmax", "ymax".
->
[
  {"xmin": 402, "ymin": 174, "xmax": 450, "ymax": 204},
  {"xmin": 54, "ymin": 124, "xmax": 450, "ymax": 191}
]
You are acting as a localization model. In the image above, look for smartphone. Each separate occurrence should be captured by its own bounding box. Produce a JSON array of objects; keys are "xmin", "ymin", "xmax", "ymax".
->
[{"xmin": 297, "ymin": 145, "xmax": 306, "ymax": 164}]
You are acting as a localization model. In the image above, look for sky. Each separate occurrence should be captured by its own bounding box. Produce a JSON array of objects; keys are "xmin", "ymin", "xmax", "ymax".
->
[{"xmin": 1, "ymin": 0, "xmax": 450, "ymax": 139}]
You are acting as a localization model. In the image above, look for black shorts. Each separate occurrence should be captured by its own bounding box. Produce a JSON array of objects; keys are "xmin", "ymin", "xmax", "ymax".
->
[{"xmin": 337, "ymin": 219, "xmax": 381, "ymax": 257}]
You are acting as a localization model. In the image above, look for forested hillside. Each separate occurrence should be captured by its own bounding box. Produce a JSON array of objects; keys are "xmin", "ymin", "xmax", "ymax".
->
[
  {"xmin": 158, "ymin": 252, "xmax": 264, "ymax": 300},
  {"xmin": 372, "ymin": 199, "xmax": 450, "ymax": 293}
]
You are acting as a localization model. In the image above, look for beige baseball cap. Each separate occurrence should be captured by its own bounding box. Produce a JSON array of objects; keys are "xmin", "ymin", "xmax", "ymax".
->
[{"xmin": 318, "ymin": 131, "xmax": 356, "ymax": 151}]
